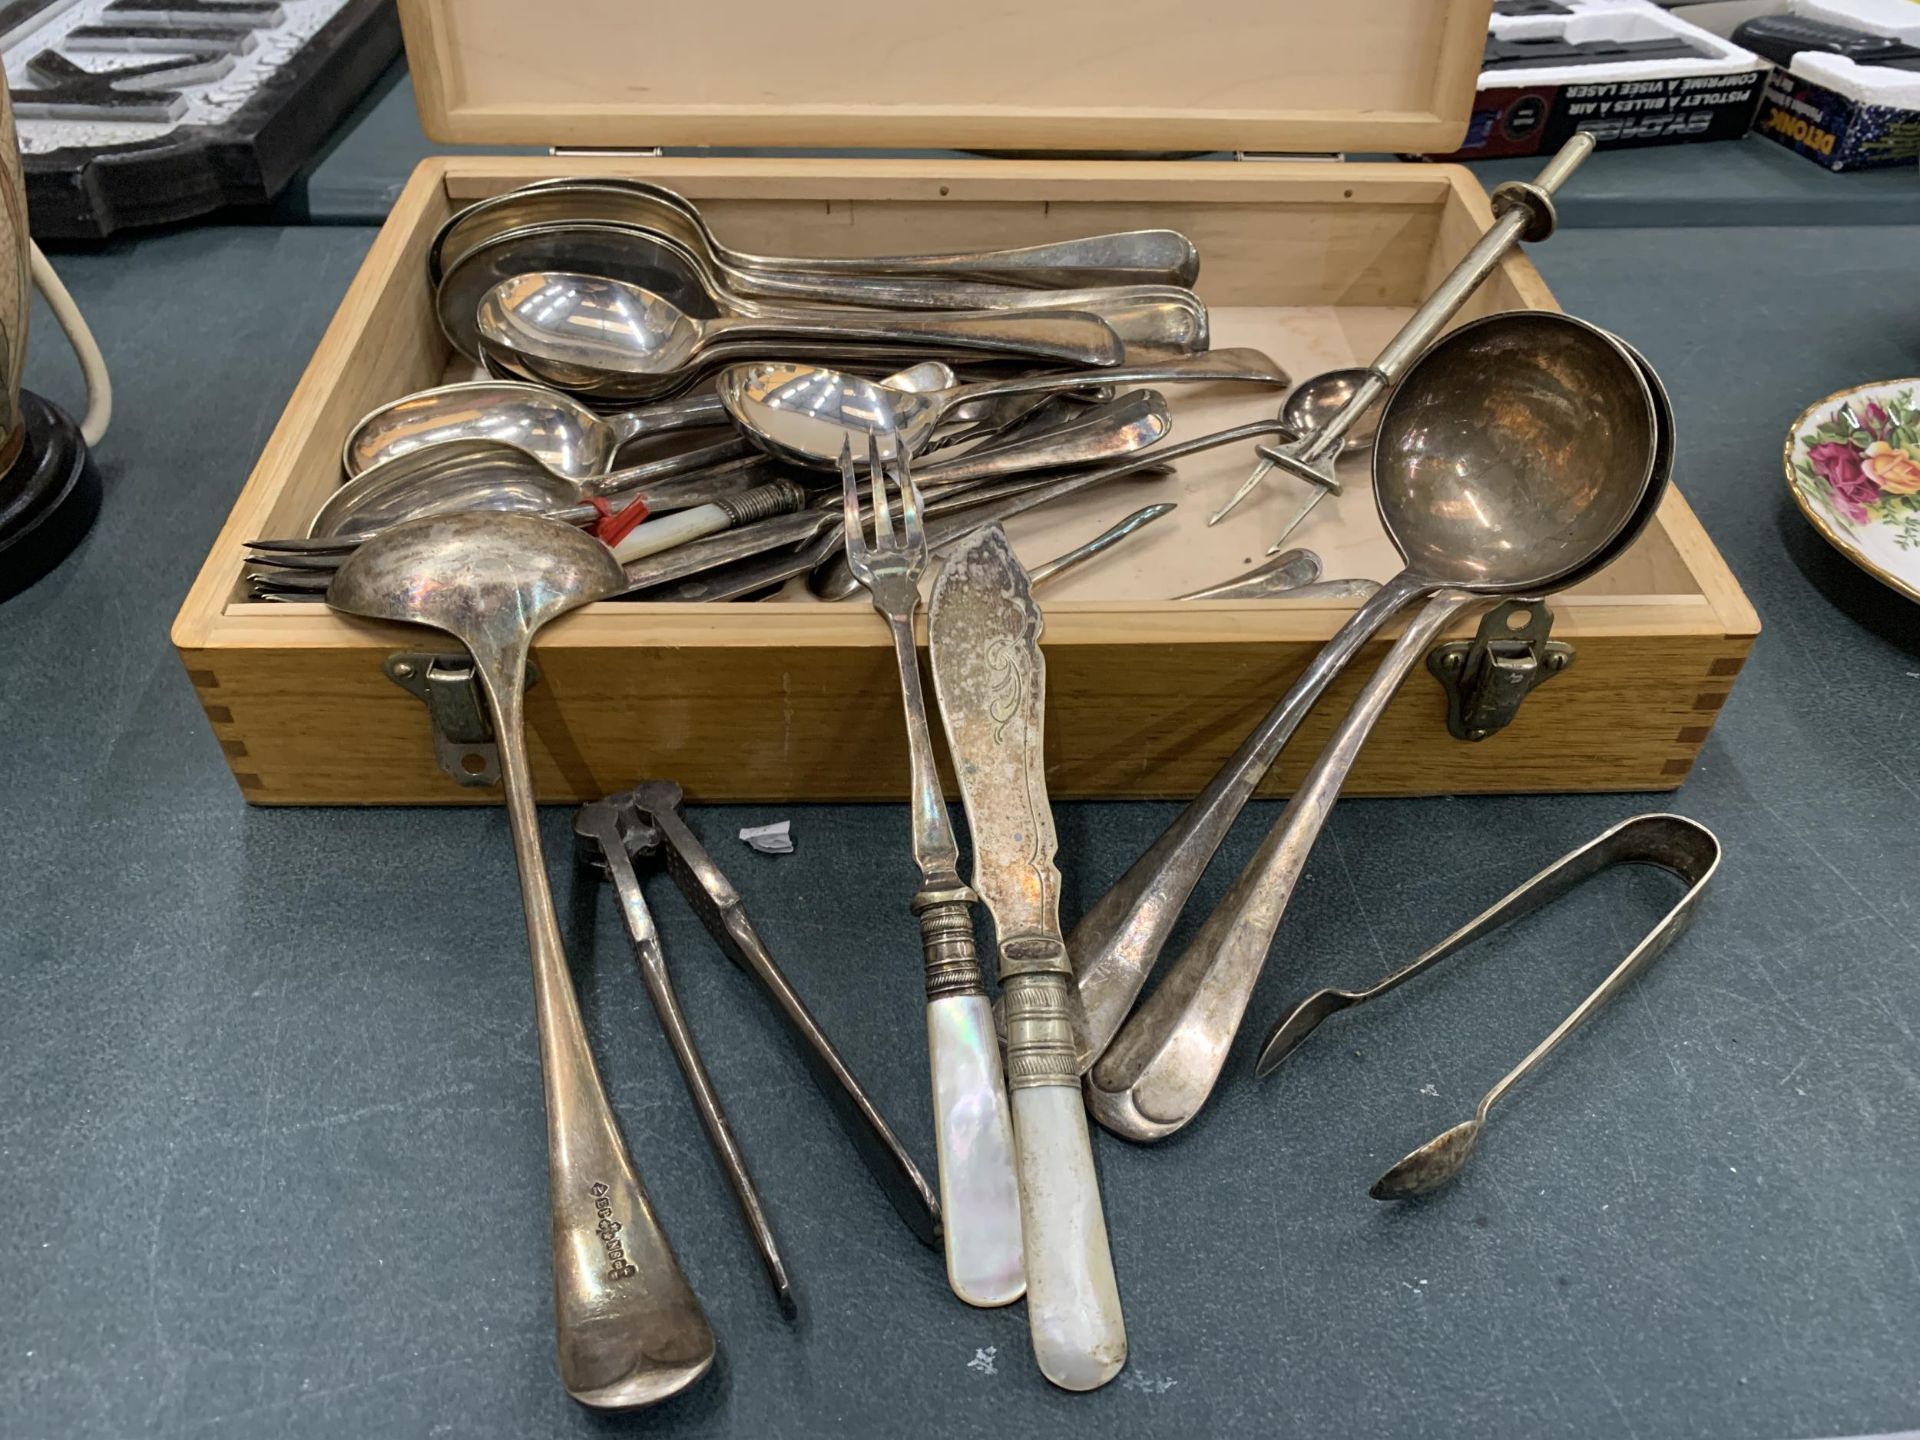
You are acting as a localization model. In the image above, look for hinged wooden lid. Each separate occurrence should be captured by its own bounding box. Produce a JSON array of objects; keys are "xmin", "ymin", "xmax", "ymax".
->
[{"xmin": 400, "ymin": 0, "xmax": 1491, "ymax": 154}]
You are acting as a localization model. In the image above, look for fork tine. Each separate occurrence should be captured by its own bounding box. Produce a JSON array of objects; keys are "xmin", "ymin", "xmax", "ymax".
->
[
  {"xmin": 838, "ymin": 438, "xmax": 868, "ymax": 575},
  {"xmin": 893, "ymin": 444, "xmax": 926, "ymax": 557},
  {"xmin": 866, "ymin": 431, "xmax": 894, "ymax": 547}
]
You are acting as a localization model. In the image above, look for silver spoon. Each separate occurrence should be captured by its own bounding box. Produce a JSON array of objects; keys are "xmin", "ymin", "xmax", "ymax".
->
[
  {"xmin": 1071, "ymin": 312, "xmax": 1661, "ymax": 1114},
  {"xmin": 344, "ymin": 381, "xmax": 728, "ymax": 481},
  {"xmin": 1206, "ymin": 367, "xmax": 1381, "ymax": 528},
  {"xmin": 476, "ymin": 272, "xmax": 1125, "ymax": 388},
  {"xmin": 1028, "ymin": 504, "xmax": 1176, "ymax": 587},
  {"xmin": 435, "ymin": 222, "xmax": 1201, "ymax": 354},
  {"xmin": 432, "ymin": 178, "xmax": 1199, "ymax": 290},
  {"xmin": 310, "ymin": 436, "xmax": 760, "ymax": 541},
  {"xmin": 1174, "ymin": 549, "xmax": 1324, "ymax": 600},
  {"xmin": 326, "ymin": 513, "xmax": 714, "ymax": 1409},
  {"xmin": 719, "ymin": 348, "xmax": 1290, "ymax": 468}
]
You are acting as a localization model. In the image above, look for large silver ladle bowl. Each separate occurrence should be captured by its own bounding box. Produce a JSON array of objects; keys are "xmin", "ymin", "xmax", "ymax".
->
[
  {"xmin": 1068, "ymin": 311, "xmax": 1662, "ymax": 1122},
  {"xmin": 327, "ymin": 513, "xmax": 715, "ymax": 1409}
]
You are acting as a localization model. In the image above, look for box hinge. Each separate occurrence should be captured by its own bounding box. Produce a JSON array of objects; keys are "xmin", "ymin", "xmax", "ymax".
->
[
  {"xmin": 384, "ymin": 652, "xmax": 540, "ymax": 787},
  {"xmin": 1234, "ymin": 151, "xmax": 1345, "ymax": 162},
  {"xmin": 1426, "ymin": 600, "xmax": 1574, "ymax": 743}
]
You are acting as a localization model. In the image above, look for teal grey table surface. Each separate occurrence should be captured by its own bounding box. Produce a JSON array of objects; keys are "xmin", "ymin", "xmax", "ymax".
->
[
  {"xmin": 294, "ymin": 63, "xmax": 1920, "ymax": 228},
  {"xmin": 4, "ymin": 220, "xmax": 1919, "ymax": 1440}
]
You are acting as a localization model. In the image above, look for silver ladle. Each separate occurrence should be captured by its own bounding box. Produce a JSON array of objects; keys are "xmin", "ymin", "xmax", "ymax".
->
[
  {"xmin": 476, "ymin": 272, "xmax": 1126, "ymax": 387},
  {"xmin": 718, "ymin": 348, "xmax": 1290, "ymax": 468},
  {"xmin": 326, "ymin": 514, "xmax": 713, "ymax": 1409},
  {"xmin": 1070, "ymin": 311, "xmax": 1661, "ymax": 1122},
  {"xmin": 432, "ymin": 178, "xmax": 1199, "ymax": 290}
]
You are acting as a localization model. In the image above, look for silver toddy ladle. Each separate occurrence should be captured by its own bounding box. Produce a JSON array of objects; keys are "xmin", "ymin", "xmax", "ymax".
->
[
  {"xmin": 1071, "ymin": 311, "xmax": 1661, "ymax": 1111},
  {"xmin": 327, "ymin": 514, "xmax": 714, "ymax": 1409}
]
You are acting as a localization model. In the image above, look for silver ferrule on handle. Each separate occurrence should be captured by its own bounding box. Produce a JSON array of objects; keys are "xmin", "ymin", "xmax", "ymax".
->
[
  {"xmin": 1003, "ymin": 969, "xmax": 1080, "ymax": 1091},
  {"xmin": 913, "ymin": 892, "xmax": 988, "ymax": 1000}
]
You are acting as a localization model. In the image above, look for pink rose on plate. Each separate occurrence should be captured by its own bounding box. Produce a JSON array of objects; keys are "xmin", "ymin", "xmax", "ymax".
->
[
  {"xmin": 1808, "ymin": 439, "xmax": 1881, "ymax": 523},
  {"xmin": 1861, "ymin": 401, "xmax": 1893, "ymax": 440}
]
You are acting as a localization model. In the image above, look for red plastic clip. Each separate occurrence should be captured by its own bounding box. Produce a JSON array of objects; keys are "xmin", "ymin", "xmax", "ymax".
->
[{"xmin": 588, "ymin": 496, "xmax": 650, "ymax": 547}]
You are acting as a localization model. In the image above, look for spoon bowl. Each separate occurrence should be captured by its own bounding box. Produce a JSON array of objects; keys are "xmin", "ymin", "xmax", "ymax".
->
[
  {"xmin": 1370, "ymin": 1119, "xmax": 1483, "ymax": 1200},
  {"xmin": 1281, "ymin": 368, "xmax": 1380, "ymax": 452},
  {"xmin": 344, "ymin": 380, "xmax": 730, "ymax": 481},
  {"xmin": 1373, "ymin": 313, "xmax": 1658, "ymax": 593}
]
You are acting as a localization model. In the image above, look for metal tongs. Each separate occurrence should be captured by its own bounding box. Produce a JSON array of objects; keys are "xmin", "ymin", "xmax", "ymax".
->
[
  {"xmin": 1254, "ymin": 813, "xmax": 1720, "ymax": 1199},
  {"xmin": 574, "ymin": 781, "xmax": 941, "ymax": 1315}
]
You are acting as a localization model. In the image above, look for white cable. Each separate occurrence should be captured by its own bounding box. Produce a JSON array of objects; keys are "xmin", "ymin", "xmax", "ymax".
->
[{"xmin": 28, "ymin": 240, "xmax": 111, "ymax": 447}]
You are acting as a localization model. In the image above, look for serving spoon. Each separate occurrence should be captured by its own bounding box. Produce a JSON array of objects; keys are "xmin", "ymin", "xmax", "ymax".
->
[
  {"xmin": 432, "ymin": 178, "xmax": 1199, "ymax": 290},
  {"xmin": 1070, "ymin": 312, "xmax": 1662, "ymax": 1112},
  {"xmin": 437, "ymin": 223, "xmax": 1203, "ymax": 361},
  {"xmin": 476, "ymin": 272, "xmax": 1125, "ymax": 387},
  {"xmin": 719, "ymin": 348, "xmax": 1290, "ymax": 467},
  {"xmin": 327, "ymin": 514, "xmax": 714, "ymax": 1409}
]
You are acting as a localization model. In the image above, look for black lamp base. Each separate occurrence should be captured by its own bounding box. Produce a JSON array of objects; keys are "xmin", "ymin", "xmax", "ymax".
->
[{"xmin": 0, "ymin": 390, "xmax": 99, "ymax": 602}]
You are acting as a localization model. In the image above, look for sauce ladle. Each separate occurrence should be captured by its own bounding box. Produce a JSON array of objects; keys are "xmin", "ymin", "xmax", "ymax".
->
[
  {"xmin": 1070, "ymin": 311, "xmax": 1662, "ymax": 1121},
  {"xmin": 326, "ymin": 514, "xmax": 714, "ymax": 1409},
  {"xmin": 718, "ymin": 348, "xmax": 1290, "ymax": 468}
]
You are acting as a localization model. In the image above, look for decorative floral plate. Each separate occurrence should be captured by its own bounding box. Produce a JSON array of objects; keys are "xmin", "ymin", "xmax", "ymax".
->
[{"xmin": 1786, "ymin": 379, "xmax": 1920, "ymax": 603}]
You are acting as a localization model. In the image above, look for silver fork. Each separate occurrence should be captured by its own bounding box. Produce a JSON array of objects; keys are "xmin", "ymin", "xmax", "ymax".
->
[{"xmin": 841, "ymin": 435, "xmax": 1025, "ymax": 1310}]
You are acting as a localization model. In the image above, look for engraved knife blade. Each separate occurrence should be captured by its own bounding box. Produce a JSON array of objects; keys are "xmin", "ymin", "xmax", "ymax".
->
[
  {"xmin": 926, "ymin": 525, "xmax": 1063, "ymax": 965},
  {"xmin": 927, "ymin": 524, "xmax": 1128, "ymax": 1392}
]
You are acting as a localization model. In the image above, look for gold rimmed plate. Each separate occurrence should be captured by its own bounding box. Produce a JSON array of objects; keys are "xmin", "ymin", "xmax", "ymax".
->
[{"xmin": 1785, "ymin": 378, "xmax": 1920, "ymax": 604}]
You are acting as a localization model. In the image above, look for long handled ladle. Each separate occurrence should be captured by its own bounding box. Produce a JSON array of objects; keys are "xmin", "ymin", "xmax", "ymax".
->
[
  {"xmin": 327, "ymin": 514, "xmax": 714, "ymax": 1410},
  {"xmin": 1070, "ymin": 311, "xmax": 1662, "ymax": 1121}
]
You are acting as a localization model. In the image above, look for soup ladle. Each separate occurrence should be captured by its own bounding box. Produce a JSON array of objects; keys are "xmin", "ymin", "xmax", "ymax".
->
[
  {"xmin": 326, "ymin": 513, "xmax": 714, "ymax": 1409},
  {"xmin": 1069, "ymin": 311, "xmax": 1662, "ymax": 1109},
  {"xmin": 718, "ymin": 348, "xmax": 1290, "ymax": 467}
]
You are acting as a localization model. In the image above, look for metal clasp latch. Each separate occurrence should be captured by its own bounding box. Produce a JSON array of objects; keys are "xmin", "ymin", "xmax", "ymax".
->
[
  {"xmin": 1425, "ymin": 600, "xmax": 1574, "ymax": 743},
  {"xmin": 384, "ymin": 652, "xmax": 539, "ymax": 787}
]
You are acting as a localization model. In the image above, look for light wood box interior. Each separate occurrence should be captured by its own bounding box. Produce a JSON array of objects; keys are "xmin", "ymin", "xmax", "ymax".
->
[{"xmin": 173, "ymin": 156, "xmax": 1757, "ymax": 804}]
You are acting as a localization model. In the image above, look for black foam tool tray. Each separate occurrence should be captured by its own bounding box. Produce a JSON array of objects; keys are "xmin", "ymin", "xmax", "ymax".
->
[
  {"xmin": 1483, "ymin": 33, "xmax": 1715, "ymax": 71},
  {"xmin": 1733, "ymin": 14, "xmax": 1920, "ymax": 72},
  {"xmin": 3, "ymin": 0, "xmax": 400, "ymax": 239}
]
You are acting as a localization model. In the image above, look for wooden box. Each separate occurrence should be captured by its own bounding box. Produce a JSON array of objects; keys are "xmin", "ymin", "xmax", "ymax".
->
[{"xmin": 171, "ymin": 0, "xmax": 1757, "ymax": 804}]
